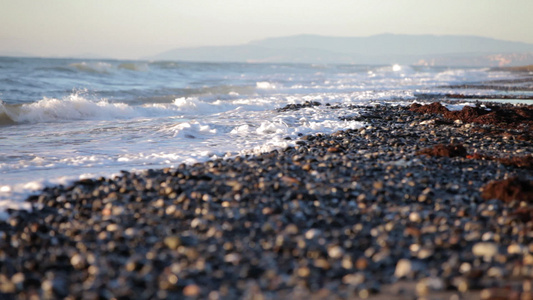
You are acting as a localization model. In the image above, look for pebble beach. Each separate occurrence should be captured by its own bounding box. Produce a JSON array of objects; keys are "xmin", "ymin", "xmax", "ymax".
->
[{"xmin": 1, "ymin": 95, "xmax": 533, "ymax": 299}]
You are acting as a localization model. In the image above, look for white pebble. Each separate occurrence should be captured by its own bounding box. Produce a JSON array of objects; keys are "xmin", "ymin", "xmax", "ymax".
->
[
  {"xmin": 409, "ymin": 212, "xmax": 422, "ymax": 223},
  {"xmin": 327, "ymin": 245, "xmax": 344, "ymax": 259},
  {"xmin": 395, "ymin": 259, "xmax": 413, "ymax": 278},
  {"xmin": 472, "ymin": 242, "xmax": 498, "ymax": 259},
  {"xmin": 508, "ymin": 243, "xmax": 526, "ymax": 255}
]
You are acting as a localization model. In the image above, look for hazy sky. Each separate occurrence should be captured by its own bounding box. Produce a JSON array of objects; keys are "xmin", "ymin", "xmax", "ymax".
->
[{"xmin": 1, "ymin": 0, "xmax": 532, "ymax": 59}]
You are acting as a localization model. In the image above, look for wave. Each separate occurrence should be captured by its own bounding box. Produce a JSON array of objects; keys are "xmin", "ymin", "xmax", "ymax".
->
[
  {"xmin": 149, "ymin": 61, "xmax": 182, "ymax": 69},
  {"xmin": 35, "ymin": 66, "xmax": 77, "ymax": 74},
  {"xmin": 0, "ymin": 94, "xmax": 181, "ymax": 125},
  {"xmin": 0, "ymin": 92, "xmax": 274, "ymax": 125},
  {"xmin": 68, "ymin": 62, "xmax": 114, "ymax": 74},
  {"xmin": 118, "ymin": 62, "xmax": 149, "ymax": 71},
  {"xmin": 68, "ymin": 61, "xmax": 149, "ymax": 74},
  {"xmin": 0, "ymin": 102, "xmax": 16, "ymax": 125}
]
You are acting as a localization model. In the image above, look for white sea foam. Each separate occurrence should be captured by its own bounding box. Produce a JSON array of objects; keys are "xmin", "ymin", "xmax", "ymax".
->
[
  {"xmin": 162, "ymin": 121, "xmax": 219, "ymax": 139},
  {"xmin": 256, "ymin": 81, "xmax": 278, "ymax": 89},
  {"xmin": 172, "ymin": 97, "xmax": 238, "ymax": 114}
]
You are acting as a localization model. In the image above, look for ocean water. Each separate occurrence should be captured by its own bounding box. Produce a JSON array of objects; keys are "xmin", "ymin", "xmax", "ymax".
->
[{"xmin": 0, "ymin": 56, "xmax": 529, "ymax": 214}]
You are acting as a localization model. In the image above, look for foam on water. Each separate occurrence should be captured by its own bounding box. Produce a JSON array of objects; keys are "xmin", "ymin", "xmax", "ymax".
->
[
  {"xmin": 172, "ymin": 97, "xmax": 240, "ymax": 115},
  {"xmin": 163, "ymin": 121, "xmax": 219, "ymax": 139},
  {"xmin": 256, "ymin": 81, "xmax": 279, "ymax": 90}
]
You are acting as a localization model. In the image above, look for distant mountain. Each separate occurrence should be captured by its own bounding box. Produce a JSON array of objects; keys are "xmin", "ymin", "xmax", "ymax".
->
[
  {"xmin": 250, "ymin": 34, "xmax": 533, "ymax": 56},
  {"xmin": 150, "ymin": 34, "xmax": 533, "ymax": 66}
]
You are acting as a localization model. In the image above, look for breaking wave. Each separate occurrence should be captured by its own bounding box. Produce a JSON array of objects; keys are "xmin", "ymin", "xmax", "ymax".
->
[{"xmin": 0, "ymin": 94, "xmax": 178, "ymax": 124}]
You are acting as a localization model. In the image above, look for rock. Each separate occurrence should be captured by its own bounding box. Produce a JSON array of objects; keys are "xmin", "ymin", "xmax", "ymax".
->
[
  {"xmin": 0, "ymin": 275, "xmax": 15, "ymax": 293},
  {"xmin": 409, "ymin": 102, "xmax": 449, "ymax": 115},
  {"xmin": 508, "ymin": 244, "xmax": 526, "ymax": 255},
  {"xmin": 327, "ymin": 245, "xmax": 344, "ymax": 259},
  {"xmin": 481, "ymin": 177, "xmax": 533, "ymax": 202},
  {"xmin": 415, "ymin": 277, "xmax": 445, "ymax": 296},
  {"xmin": 394, "ymin": 259, "xmax": 422, "ymax": 278},
  {"xmin": 164, "ymin": 236, "xmax": 182, "ymax": 250},
  {"xmin": 183, "ymin": 284, "xmax": 201, "ymax": 297},
  {"xmin": 416, "ymin": 144, "xmax": 467, "ymax": 158},
  {"xmin": 472, "ymin": 242, "xmax": 499, "ymax": 259},
  {"xmin": 342, "ymin": 273, "xmax": 365, "ymax": 285},
  {"xmin": 409, "ymin": 212, "xmax": 422, "ymax": 223}
]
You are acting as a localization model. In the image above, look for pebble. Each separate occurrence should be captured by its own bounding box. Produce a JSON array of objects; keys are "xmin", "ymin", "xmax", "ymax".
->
[
  {"xmin": 164, "ymin": 236, "xmax": 182, "ymax": 250},
  {"xmin": 408, "ymin": 212, "xmax": 422, "ymax": 223},
  {"xmin": 183, "ymin": 284, "xmax": 201, "ymax": 297},
  {"xmin": 394, "ymin": 259, "xmax": 419, "ymax": 278},
  {"xmin": 508, "ymin": 243, "xmax": 526, "ymax": 255},
  {"xmin": 472, "ymin": 242, "xmax": 499, "ymax": 259}
]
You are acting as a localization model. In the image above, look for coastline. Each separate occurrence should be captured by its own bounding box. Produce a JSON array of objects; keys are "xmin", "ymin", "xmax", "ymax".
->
[{"xmin": 1, "ymin": 100, "xmax": 532, "ymax": 299}]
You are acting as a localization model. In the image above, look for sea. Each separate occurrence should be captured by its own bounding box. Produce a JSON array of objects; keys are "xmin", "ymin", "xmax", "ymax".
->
[{"xmin": 0, "ymin": 56, "xmax": 531, "ymax": 216}]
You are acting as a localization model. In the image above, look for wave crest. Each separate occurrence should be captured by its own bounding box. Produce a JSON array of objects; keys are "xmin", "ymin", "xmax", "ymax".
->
[
  {"xmin": 1, "ymin": 94, "xmax": 147, "ymax": 124},
  {"xmin": 69, "ymin": 62, "xmax": 113, "ymax": 74}
]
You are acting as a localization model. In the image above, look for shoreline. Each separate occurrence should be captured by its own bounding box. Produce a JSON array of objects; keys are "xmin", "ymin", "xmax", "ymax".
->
[{"xmin": 1, "ymin": 101, "xmax": 533, "ymax": 299}]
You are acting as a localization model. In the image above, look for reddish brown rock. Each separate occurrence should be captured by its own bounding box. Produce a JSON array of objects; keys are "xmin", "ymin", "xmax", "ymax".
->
[
  {"xmin": 410, "ymin": 102, "xmax": 533, "ymax": 131},
  {"xmin": 498, "ymin": 155, "xmax": 533, "ymax": 170},
  {"xmin": 416, "ymin": 144, "xmax": 467, "ymax": 158},
  {"xmin": 516, "ymin": 134, "xmax": 532, "ymax": 142},
  {"xmin": 409, "ymin": 102, "xmax": 449, "ymax": 115},
  {"xmin": 327, "ymin": 147, "xmax": 340, "ymax": 153},
  {"xmin": 481, "ymin": 177, "xmax": 533, "ymax": 202},
  {"xmin": 444, "ymin": 105, "xmax": 490, "ymax": 123},
  {"xmin": 467, "ymin": 153, "xmax": 533, "ymax": 170}
]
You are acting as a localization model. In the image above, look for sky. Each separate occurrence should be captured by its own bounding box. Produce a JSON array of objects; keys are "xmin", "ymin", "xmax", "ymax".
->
[{"xmin": 1, "ymin": 0, "xmax": 532, "ymax": 59}]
